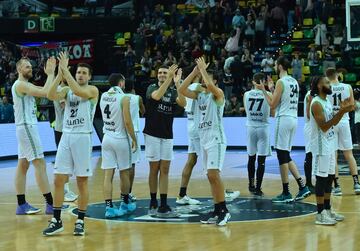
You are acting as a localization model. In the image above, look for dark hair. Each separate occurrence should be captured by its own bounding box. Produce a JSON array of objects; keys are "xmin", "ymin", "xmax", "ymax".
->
[
  {"xmin": 77, "ymin": 63, "xmax": 93, "ymax": 75},
  {"xmin": 276, "ymin": 56, "xmax": 290, "ymax": 71},
  {"xmin": 124, "ymin": 78, "xmax": 134, "ymax": 93},
  {"xmin": 158, "ymin": 65, "xmax": 169, "ymax": 71},
  {"xmin": 325, "ymin": 67, "xmax": 337, "ymax": 80},
  {"xmin": 108, "ymin": 73, "xmax": 125, "ymax": 87},
  {"xmin": 253, "ymin": 72, "xmax": 265, "ymax": 84},
  {"xmin": 310, "ymin": 76, "xmax": 324, "ymax": 97}
]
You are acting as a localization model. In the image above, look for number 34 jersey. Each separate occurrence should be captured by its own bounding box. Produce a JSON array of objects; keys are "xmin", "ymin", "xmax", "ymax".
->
[
  {"xmin": 276, "ymin": 75, "xmax": 299, "ymax": 118},
  {"xmin": 63, "ymin": 90, "xmax": 97, "ymax": 134},
  {"xmin": 328, "ymin": 82, "xmax": 351, "ymax": 122},
  {"xmin": 100, "ymin": 87, "xmax": 128, "ymax": 139},
  {"xmin": 244, "ymin": 89, "xmax": 271, "ymax": 127}
]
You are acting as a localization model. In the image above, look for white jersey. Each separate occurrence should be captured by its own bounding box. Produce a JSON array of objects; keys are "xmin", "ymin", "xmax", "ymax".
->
[
  {"xmin": 63, "ymin": 90, "xmax": 96, "ymax": 134},
  {"xmin": 197, "ymin": 92, "xmax": 227, "ymax": 148},
  {"xmin": 11, "ymin": 80, "xmax": 37, "ymax": 125},
  {"xmin": 276, "ymin": 75, "xmax": 299, "ymax": 118},
  {"xmin": 303, "ymin": 91, "xmax": 311, "ymax": 124},
  {"xmin": 100, "ymin": 86, "xmax": 127, "ymax": 138},
  {"xmin": 244, "ymin": 89, "xmax": 270, "ymax": 127},
  {"xmin": 186, "ymin": 83, "xmax": 200, "ymax": 138},
  {"xmin": 310, "ymin": 96, "xmax": 335, "ymax": 155},
  {"xmin": 126, "ymin": 93, "xmax": 140, "ymax": 132},
  {"xmin": 328, "ymin": 82, "xmax": 351, "ymax": 121},
  {"xmin": 54, "ymin": 86, "xmax": 65, "ymax": 132}
]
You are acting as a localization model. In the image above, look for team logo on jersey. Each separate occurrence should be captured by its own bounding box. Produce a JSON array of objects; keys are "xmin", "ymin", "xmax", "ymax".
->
[{"xmin": 73, "ymin": 197, "xmax": 316, "ymax": 223}]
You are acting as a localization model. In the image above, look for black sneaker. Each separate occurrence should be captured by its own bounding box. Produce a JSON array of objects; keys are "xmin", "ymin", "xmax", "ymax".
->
[
  {"xmin": 73, "ymin": 219, "xmax": 85, "ymax": 236},
  {"xmin": 248, "ymin": 185, "xmax": 256, "ymax": 194},
  {"xmin": 254, "ymin": 189, "xmax": 264, "ymax": 198},
  {"xmin": 156, "ymin": 205, "xmax": 180, "ymax": 218},
  {"xmin": 43, "ymin": 218, "xmax": 64, "ymax": 236},
  {"xmin": 307, "ymin": 184, "xmax": 315, "ymax": 194}
]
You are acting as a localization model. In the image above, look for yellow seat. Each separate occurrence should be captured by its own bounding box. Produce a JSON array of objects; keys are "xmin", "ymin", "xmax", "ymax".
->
[
  {"xmin": 288, "ymin": 68, "xmax": 293, "ymax": 75},
  {"xmin": 0, "ymin": 87, "xmax": 4, "ymax": 96},
  {"xmin": 303, "ymin": 18, "xmax": 313, "ymax": 26},
  {"xmin": 328, "ymin": 17, "xmax": 334, "ymax": 25},
  {"xmin": 124, "ymin": 32, "xmax": 131, "ymax": 40},
  {"xmin": 163, "ymin": 30, "xmax": 173, "ymax": 37},
  {"xmin": 272, "ymin": 75, "xmax": 278, "ymax": 82},
  {"xmin": 239, "ymin": 1, "xmax": 246, "ymax": 7},
  {"xmin": 303, "ymin": 66, "xmax": 310, "ymax": 75},
  {"xmin": 186, "ymin": 4, "xmax": 195, "ymax": 10},
  {"xmin": 177, "ymin": 4, "xmax": 186, "ymax": 10},
  {"xmin": 293, "ymin": 31, "xmax": 303, "ymax": 39},
  {"xmin": 50, "ymin": 13, "xmax": 60, "ymax": 18},
  {"xmin": 116, "ymin": 38, "xmax": 126, "ymax": 46}
]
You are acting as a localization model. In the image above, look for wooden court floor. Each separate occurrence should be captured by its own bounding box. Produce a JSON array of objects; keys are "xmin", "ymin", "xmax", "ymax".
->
[{"xmin": 0, "ymin": 157, "xmax": 360, "ymax": 251}]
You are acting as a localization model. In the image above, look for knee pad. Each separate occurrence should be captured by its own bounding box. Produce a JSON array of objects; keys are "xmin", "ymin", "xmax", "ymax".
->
[
  {"xmin": 276, "ymin": 149, "xmax": 291, "ymax": 165},
  {"xmin": 315, "ymin": 176, "xmax": 327, "ymax": 197},
  {"xmin": 248, "ymin": 155, "xmax": 256, "ymax": 164},
  {"xmin": 257, "ymin": 155, "xmax": 266, "ymax": 167},
  {"xmin": 325, "ymin": 175, "xmax": 335, "ymax": 193}
]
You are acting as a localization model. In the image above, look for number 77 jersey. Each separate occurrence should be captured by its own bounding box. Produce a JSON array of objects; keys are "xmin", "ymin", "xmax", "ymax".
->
[
  {"xmin": 244, "ymin": 89, "xmax": 271, "ymax": 126},
  {"xmin": 328, "ymin": 82, "xmax": 351, "ymax": 121},
  {"xmin": 100, "ymin": 86, "xmax": 128, "ymax": 138}
]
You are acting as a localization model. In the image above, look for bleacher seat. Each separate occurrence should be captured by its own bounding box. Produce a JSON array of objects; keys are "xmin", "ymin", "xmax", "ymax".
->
[
  {"xmin": 293, "ymin": 31, "xmax": 303, "ymax": 39},
  {"xmin": 303, "ymin": 18, "xmax": 313, "ymax": 26},
  {"xmin": 345, "ymin": 73, "xmax": 357, "ymax": 82},
  {"xmin": 114, "ymin": 32, "xmax": 123, "ymax": 40},
  {"xmin": 303, "ymin": 66, "xmax": 310, "ymax": 75},
  {"xmin": 116, "ymin": 38, "xmax": 126, "ymax": 46},
  {"xmin": 177, "ymin": 4, "xmax": 186, "ymax": 10},
  {"xmin": 303, "ymin": 29, "xmax": 314, "ymax": 39},
  {"xmin": 355, "ymin": 57, "xmax": 360, "ymax": 66},
  {"xmin": 1, "ymin": 87, "xmax": 4, "ymax": 96},
  {"xmin": 124, "ymin": 32, "xmax": 131, "ymax": 40},
  {"xmin": 282, "ymin": 44, "xmax": 293, "ymax": 53},
  {"xmin": 328, "ymin": 17, "xmax": 334, "ymax": 25},
  {"xmin": 163, "ymin": 30, "xmax": 173, "ymax": 37}
]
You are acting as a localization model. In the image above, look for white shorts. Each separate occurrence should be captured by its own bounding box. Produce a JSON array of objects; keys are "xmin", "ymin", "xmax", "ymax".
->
[
  {"xmin": 16, "ymin": 125, "xmax": 44, "ymax": 161},
  {"xmin": 144, "ymin": 134, "xmax": 173, "ymax": 162},
  {"xmin": 54, "ymin": 133, "xmax": 93, "ymax": 177},
  {"xmin": 246, "ymin": 126, "xmax": 271, "ymax": 156},
  {"xmin": 334, "ymin": 121, "xmax": 353, "ymax": 151},
  {"xmin": 201, "ymin": 144, "xmax": 226, "ymax": 172},
  {"xmin": 274, "ymin": 116, "xmax": 297, "ymax": 151},
  {"xmin": 101, "ymin": 134, "xmax": 132, "ymax": 170},
  {"xmin": 312, "ymin": 152, "xmax": 336, "ymax": 178},
  {"xmin": 131, "ymin": 132, "xmax": 141, "ymax": 164},
  {"xmin": 304, "ymin": 122, "xmax": 312, "ymax": 153},
  {"xmin": 188, "ymin": 137, "xmax": 200, "ymax": 156}
]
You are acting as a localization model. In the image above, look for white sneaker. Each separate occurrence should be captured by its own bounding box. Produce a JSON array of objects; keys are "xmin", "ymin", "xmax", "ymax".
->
[
  {"xmin": 326, "ymin": 209, "xmax": 345, "ymax": 222},
  {"xmin": 332, "ymin": 186, "xmax": 342, "ymax": 196},
  {"xmin": 354, "ymin": 183, "xmax": 360, "ymax": 195},
  {"xmin": 315, "ymin": 210, "xmax": 337, "ymax": 225},
  {"xmin": 216, "ymin": 212, "xmax": 231, "ymax": 226},
  {"xmin": 129, "ymin": 193, "xmax": 137, "ymax": 202},
  {"xmin": 176, "ymin": 195, "xmax": 201, "ymax": 205},
  {"xmin": 200, "ymin": 214, "xmax": 218, "ymax": 224},
  {"xmin": 64, "ymin": 190, "xmax": 78, "ymax": 202},
  {"xmin": 225, "ymin": 190, "xmax": 240, "ymax": 202}
]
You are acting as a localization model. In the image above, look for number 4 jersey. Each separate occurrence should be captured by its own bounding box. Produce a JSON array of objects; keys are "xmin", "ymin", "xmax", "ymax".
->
[
  {"xmin": 100, "ymin": 86, "xmax": 128, "ymax": 138},
  {"xmin": 63, "ymin": 90, "xmax": 97, "ymax": 134},
  {"xmin": 328, "ymin": 82, "xmax": 351, "ymax": 121},
  {"xmin": 276, "ymin": 75, "xmax": 299, "ymax": 118},
  {"xmin": 244, "ymin": 89, "xmax": 271, "ymax": 126}
]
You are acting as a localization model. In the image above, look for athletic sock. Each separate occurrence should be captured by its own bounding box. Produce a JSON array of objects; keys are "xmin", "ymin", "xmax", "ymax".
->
[
  {"xmin": 150, "ymin": 193, "xmax": 157, "ymax": 207},
  {"xmin": 296, "ymin": 177, "xmax": 305, "ymax": 190},
  {"xmin": 214, "ymin": 203, "xmax": 220, "ymax": 215},
  {"xmin": 121, "ymin": 193, "xmax": 129, "ymax": 204},
  {"xmin": 218, "ymin": 201, "xmax": 228, "ymax": 213},
  {"xmin": 256, "ymin": 156, "xmax": 266, "ymax": 190},
  {"xmin": 317, "ymin": 203, "xmax": 324, "ymax": 214},
  {"xmin": 334, "ymin": 177, "xmax": 340, "ymax": 188},
  {"xmin": 324, "ymin": 199, "xmax": 331, "ymax": 210},
  {"xmin": 304, "ymin": 152, "xmax": 313, "ymax": 186},
  {"xmin": 17, "ymin": 194, "xmax": 26, "ymax": 206},
  {"xmin": 247, "ymin": 155, "xmax": 256, "ymax": 186},
  {"xmin": 78, "ymin": 210, "xmax": 86, "ymax": 220},
  {"xmin": 105, "ymin": 199, "xmax": 113, "ymax": 208},
  {"xmin": 54, "ymin": 207, "xmax": 62, "ymax": 221},
  {"xmin": 43, "ymin": 192, "xmax": 53, "ymax": 205},
  {"xmin": 282, "ymin": 183, "xmax": 290, "ymax": 195},
  {"xmin": 179, "ymin": 187, "xmax": 187, "ymax": 198},
  {"xmin": 160, "ymin": 194, "xmax": 167, "ymax": 208},
  {"xmin": 352, "ymin": 175, "xmax": 359, "ymax": 185}
]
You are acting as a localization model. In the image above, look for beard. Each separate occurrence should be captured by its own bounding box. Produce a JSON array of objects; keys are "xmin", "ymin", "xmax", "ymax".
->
[
  {"xmin": 23, "ymin": 72, "xmax": 32, "ymax": 80},
  {"xmin": 323, "ymin": 86, "xmax": 332, "ymax": 95}
]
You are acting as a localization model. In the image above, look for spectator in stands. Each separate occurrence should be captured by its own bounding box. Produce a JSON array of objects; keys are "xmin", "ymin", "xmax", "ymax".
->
[
  {"xmin": 255, "ymin": 11, "xmax": 266, "ymax": 50},
  {"xmin": 0, "ymin": 96, "xmax": 14, "ymax": 123},
  {"xmin": 224, "ymin": 52, "xmax": 235, "ymax": 71},
  {"xmin": 178, "ymin": 52, "xmax": 190, "ymax": 68},
  {"xmin": 224, "ymin": 94, "xmax": 244, "ymax": 117},
  {"xmin": 291, "ymin": 52, "xmax": 304, "ymax": 83},
  {"xmin": 232, "ymin": 9, "xmax": 246, "ymax": 29},
  {"xmin": 223, "ymin": 2, "xmax": 233, "ymax": 32},
  {"xmin": 191, "ymin": 43, "xmax": 203, "ymax": 59},
  {"xmin": 241, "ymin": 48, "xmax": 254, "ymax": 84},
  {"xmin": 133, "ymin": 28, "xmax": 146, "ymax": 62},
  {"xmin": 4, "ymin": 72, "xmax": 16, "ymax": 97},
  {"xmin": 140, "ymin": 51, "xmax": 153, "ymax": 77},
  {"xmin": 244, "ymin": 13, "xmax": 255, "ymax": 49},
  {"xmin": 125, "ymin": 44, "xmax": 136, "ymax": 77},
  {"xmin": 261, "ymin": 52, "xmax": 274, "ymax": 77},
  {"xmin": 86, "ymin": 0, "xmax": 97, "ymax": 16},
  {"xmin": 269, "ymin": 4, "xmax": 286, "ymax": 34},
  {"xmin": 104, "ymin": 0, "xmax": 113, "ymax": 16},
  {"xmin": 225, "ymin": 28, "xmax": 241, "ymax": 53},
  {"xmin": 164, "ymin": 51, "xmax": 177, "ymax": 66},
  {"xmin": 322, "ymin": 44, "xmax": 336, "ymax": 70},
  {"xmin": 314, "ymin": 20, "xmax": 328, "ymax": 47},
  {"xmin": 223, "ymin": 69, "xmax": 234, "ymax": 100}
]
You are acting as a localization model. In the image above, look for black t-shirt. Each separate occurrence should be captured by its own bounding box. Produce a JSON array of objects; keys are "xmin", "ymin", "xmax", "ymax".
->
[{"xmin": 143, "ymin": 83, "xmax": 178, "ymax": 139}]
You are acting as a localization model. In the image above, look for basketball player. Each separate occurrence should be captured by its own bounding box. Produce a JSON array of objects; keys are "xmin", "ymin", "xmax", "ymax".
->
[
  {"xmin": 303, "ymin": 90, "xmax": 315, "ymax": 193},
  {"xmin": 326, "ymin": 68, "xmax": 360, "ymax": 195},
  {"xmin": 179, "ymin": 57, "xmax": 230, "ymax": 226},
  {"xmin": 122, "ymin": 77, "xmax": 145, "ymax": 201},
  {"xmin": 309, "ymin": 76, "xmax": 351, "ymax": 225},
  {"xmin": 12, "ymin": 57, "xmax": 56, "ymax": 215},
  {"xmin": 100, "ymin": 73, "xmax": 137, "ymax": 218},
  {"xmin": 53, "ymin": 78, "xmax": 78, "ymax": 202},
  {"xmin": 257, "ymin": 56, "xmax": 310, "ymax": 203},
  {"xmin": 143, "ymin": 64, "xmax": 186, "ymax": 217},
  {"xmin": 43, "ymin": 52, "xmax": 98, "ymax": 236},
  {"xmin": 244, "ymin": 73, "xmax": 273, "ymax": 197},
  {"xmin": 176, "ymin": 73, "xmax": 202, "ymax": 205}
]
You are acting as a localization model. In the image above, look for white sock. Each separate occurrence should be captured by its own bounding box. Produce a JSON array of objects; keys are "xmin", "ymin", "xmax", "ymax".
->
[{"xmin": 64, "ymin": 183, "xmax": 70, "ymax": 193}]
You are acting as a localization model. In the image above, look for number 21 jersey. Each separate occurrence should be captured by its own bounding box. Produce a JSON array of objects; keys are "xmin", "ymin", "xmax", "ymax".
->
[{"xmin": 63, "ymin": 90, "xmax": 97, "ymax": 134}]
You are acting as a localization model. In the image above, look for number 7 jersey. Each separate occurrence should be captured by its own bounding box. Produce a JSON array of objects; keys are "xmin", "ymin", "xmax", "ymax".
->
[
  {"xmin": 244, "ymin": 89, "xmax": 271, "ymax": 126},
  {"xmin": 63, "ymin": 90, "xmax": 97, "ymax": 134},
  {"xmin": 328, "ymin": 82, "xmax": 351, "ymax": 121},
  {"xmin": 276, "ymin": 75, "xmax": 299, "ymax": 118}
]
